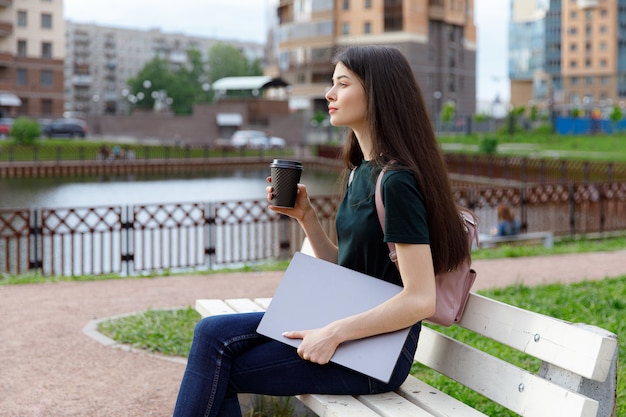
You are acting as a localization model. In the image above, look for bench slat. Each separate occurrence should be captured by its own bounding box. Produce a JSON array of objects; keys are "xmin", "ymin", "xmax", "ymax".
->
[
  {"xmin": 224, "ymin": 298, "xmax": 266, "ymax": 313},
  {"xmin": 254, "ymin": 298, "xmax": 272, "ymax": 309},
  {"xmin": 358, "ymin": 391, "xmax": 438, "ymax": 417},
  {"xmin": 480, "ymin": 232, "xmax": 554, "ymax": 248},
  {"xmin": 397, "ymin": 378, "xmax": 488, "ymax": 417},
  {"xmin": 415, "ymin": 327, "xmax": 599, "ymax": 417},
  {"xmin": 296, "ymin": 393, "xmax": 387, "ymax": 417},
  {"xmin": 195, "ymin": 299, "xmax": 236, "ymax": 317},
  {"xmin": 457, "ymin": 293, "xmax": 617, "ymax": 381}
]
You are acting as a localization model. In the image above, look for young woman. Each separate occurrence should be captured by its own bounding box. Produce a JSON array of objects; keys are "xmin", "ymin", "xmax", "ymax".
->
[
  {"xmin": 494, "ymin": 203, "xmax": 521, "ymax": 236},
  {"xmin": 172, "ymin": 45, "xmax": 470, "ymax": 417}
]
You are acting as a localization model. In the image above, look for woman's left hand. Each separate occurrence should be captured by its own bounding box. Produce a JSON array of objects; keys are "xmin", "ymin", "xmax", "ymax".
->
[{"xmin": 283, "ymin": 328, "xmax": 340, "ymax": 365}]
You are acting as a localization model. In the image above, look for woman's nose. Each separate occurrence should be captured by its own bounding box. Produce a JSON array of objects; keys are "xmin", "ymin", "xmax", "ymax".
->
[{"xmin": 325, "ymin": 86, "xmax": 335, "ymax": 101}]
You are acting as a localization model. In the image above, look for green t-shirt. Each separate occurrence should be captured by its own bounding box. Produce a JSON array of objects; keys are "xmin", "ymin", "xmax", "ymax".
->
[{"xmin": 336, "ymin": 160, "xmax": 429, "ymax": 286}]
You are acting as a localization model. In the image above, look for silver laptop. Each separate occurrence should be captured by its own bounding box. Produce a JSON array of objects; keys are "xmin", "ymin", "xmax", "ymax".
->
[{"xmin": 257, "ymin": 252, "xmax": 411, "ymax": 383}]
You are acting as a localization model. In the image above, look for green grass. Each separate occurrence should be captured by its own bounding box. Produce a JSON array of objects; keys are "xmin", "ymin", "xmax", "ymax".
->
[
  {"xmin": 0, "ymin": 139, "xmax": 294, "ymax": 162},
  {"xmin": 438, "ymin": 132, "xmax": 626, "ymax": 162},
  {"xmin": 471, "ymin": 234, "xmax": 626, "ymax": 260},
  {"xmin": 1, "ymin": 132, "xmax": 626, "ymax": 162},
  {"xmin": 0, "ymin": 259, "xmax": 291, "ymax": 286},
  {"xmin": 98, "ymin": 307, "xmax": 200, "ymax": 357},
  {"xmin": 98, "ymin": 275, "xmax": 626, "ymax": 417}
]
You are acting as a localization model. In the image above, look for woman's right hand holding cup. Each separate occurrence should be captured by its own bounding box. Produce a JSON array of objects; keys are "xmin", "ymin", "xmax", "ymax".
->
[{"xmin": 266, "ymin": 177, "xmax": 313, "ymax": 223}]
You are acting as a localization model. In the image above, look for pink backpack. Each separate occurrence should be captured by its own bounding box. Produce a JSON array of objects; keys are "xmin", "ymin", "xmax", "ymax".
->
[{"xmin": 375, "ymin": 166, "xmax": 479, "ymax": 326}]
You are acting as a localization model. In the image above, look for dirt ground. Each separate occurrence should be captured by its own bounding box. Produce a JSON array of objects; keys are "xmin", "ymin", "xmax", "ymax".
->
[{"xmin": 1, "ymin": 250, "xmax": 624, "ymax": 417}]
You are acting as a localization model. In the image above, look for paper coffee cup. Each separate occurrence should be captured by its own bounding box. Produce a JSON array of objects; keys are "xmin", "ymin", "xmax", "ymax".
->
[{"xmin": 270, "ymin": 159, "xmax": 303, "ymax": 208}]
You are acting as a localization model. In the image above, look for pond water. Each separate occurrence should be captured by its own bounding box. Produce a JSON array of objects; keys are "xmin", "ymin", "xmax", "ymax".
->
[{"xmin": 0, "ymin": 168, "xmax": 343, "ymax": 209}]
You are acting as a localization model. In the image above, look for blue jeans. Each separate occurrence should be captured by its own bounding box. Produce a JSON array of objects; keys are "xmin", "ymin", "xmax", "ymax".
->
[{"xmin": 172, "ymin": 312, "xmax": 421, "ymax": 417}]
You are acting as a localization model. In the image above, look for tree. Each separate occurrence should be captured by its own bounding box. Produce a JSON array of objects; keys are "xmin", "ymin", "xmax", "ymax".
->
[
  {"xmin": 125, "ymin": 43, "xmax": 264, "ymax": 115},
  {"xmin": 441, "ymin": 102, "xmax": 456, "ymax": 124},
  {"xmin": 127, "ymin": 57, "xmax": 176, "ymax": 112},
  {"xmin": 207, "ymin": 43, "xmax": 264, "ymax": 99},
  {"xmin": 609, "ymin": 105, "xmax": 622, "ymax": 133},
  {"xmin": 207, "ymin": 42, "xmax": 259, "ymax": 83}
]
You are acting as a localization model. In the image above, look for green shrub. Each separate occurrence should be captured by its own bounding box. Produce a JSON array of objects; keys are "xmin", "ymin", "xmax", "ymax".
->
[
  {"xmin": 479, "ymin": 136, "xmax": 498, "ymax": 154},
  {"xmin": 10, "ymin": 117, "xmax": 41, "ymax": 145}
]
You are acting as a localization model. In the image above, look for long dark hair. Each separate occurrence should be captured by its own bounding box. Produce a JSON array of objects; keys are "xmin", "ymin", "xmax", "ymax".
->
[{"xmin": 334, "ymin": 45, "xmax": 469, "ymax": 274}]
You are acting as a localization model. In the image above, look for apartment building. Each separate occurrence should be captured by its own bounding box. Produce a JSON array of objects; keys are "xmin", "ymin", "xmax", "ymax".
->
[
  {"xmin": 510, "ymin": 0, "xmax": 625, "ymax": 111},
  {"xmin": 65, "ymin": 21, "xmax": 265, "ymax": 116},
  {"xmin": 275, "ymin": 0, "xmax": 477, "ymax": 117},
  {"xmin": 0, "ymin": 0, "xmax": 65, "ymax": 118}
]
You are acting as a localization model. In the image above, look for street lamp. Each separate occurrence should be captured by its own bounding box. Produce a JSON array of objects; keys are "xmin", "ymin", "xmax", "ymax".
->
[{"xmin": 433, "ymin": 90, "xmax": 442, "ymax": 123}]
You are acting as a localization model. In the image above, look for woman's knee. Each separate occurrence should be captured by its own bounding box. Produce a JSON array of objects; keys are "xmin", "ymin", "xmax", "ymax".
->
[{"xmin": 193, "ymin": 313, "xmax": 263, "ymax": 344}]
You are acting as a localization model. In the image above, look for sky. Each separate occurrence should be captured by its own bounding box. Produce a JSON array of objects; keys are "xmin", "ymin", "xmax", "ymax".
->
[{"xmin": 63, "ymin": 0, "xmax": 510, "ymax": 103}]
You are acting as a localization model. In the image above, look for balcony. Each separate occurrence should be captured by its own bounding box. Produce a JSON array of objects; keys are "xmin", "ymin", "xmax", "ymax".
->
[
  {"xmin": 72, "ymin": 74, "xmax": 93, "ymax": 86},
  {"xmin": 0, "ymin": 21, "xmax": 13, "ymax": 37},
  {"xmin": 578, "ymin": 0, "xmax": 598, "ymax": 8},
  {"xmin": 428, "ymin": 0, "xmax": 444, "ymax": 19},
  {"xmin": 0, "ymin": 50, "xmax": 13, "ymax": 67}
]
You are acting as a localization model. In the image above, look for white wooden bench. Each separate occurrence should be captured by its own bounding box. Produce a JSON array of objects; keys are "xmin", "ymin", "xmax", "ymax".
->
[
  {"xmin": 195, "ymin": 244, "xmax": 618, "ymax": 417},
  {"xmin": 480, "ymin": 231, "xmax": 555, "ymax": 249}
]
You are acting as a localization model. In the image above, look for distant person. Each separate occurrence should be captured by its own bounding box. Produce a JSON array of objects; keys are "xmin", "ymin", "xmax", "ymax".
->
[
  {"xmin": 98, "ymin": 144, "xmax": 110, "ymax": 161},
  {"xmin": 494, "ymin": 204, "xmax": 521, "ymax": 236}
]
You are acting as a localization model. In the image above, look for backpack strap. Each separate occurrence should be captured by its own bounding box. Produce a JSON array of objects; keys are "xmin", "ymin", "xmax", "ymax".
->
[
  {"xmin": 375, "ymin": 165, "xmax": 480, "ymax": 264},
  {"xmin": 374, "ymin": 165, "xmax": 398, "ymax": 265}
]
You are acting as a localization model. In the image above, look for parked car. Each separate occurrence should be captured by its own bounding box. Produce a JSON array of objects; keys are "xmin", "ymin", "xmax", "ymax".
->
[
  {"xmin": 0, "ymin": 117, "xmax": 14, "ymax": 139},
  {"xmin": 230, "ymin": 130, "xmax": 286, "ymax": 149},
  {"xmin": 41, "ymin": 118, "xmax": 88, "ymax": 138}
]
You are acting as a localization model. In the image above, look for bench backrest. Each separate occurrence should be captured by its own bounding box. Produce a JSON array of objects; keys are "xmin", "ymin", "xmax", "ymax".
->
[
  {"xmin": 298, "ymin": 239, "xmax": 618, "ymax": 417},
  {"xmin": 417, "ymin": 293, "xmax": 617, "ymax": 417}
]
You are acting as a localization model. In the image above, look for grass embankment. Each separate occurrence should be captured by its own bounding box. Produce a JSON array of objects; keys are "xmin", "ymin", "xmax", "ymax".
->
[
  {"xmin": 438, "ymin": 132, "xmax": 626, "ymax": 163},
  {"xmin": 0, "ymin": 138, "xmax": 294, "ymax": 162}
]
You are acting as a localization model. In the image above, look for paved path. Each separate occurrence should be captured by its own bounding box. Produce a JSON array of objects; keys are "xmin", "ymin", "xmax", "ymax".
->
[{"xmin": 1, "ymin": 251, "xmax": 624, "ymax": 417}]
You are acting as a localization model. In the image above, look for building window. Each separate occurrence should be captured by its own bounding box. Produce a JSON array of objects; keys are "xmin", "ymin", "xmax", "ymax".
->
[
  {"xmin": 17, "ymin": 69, "xmax": 27, "ymax": 86},
  {"xmin": 343, "ymin": 0, "xmax": 349, "ymax": 10},
  {"xmin": 40, "ymin": 70, "xmax": 53, "ymax": 87},
  {"xmin": 17, "ymin": 11, "xmax": 27, "ymax": 27},
  {"xmin": 342, "ymin": 23, "xmax": 350, "ymax": 35},
  {"xmin": 600, "ymin": 76, "xmax": 609, "ymax": 85},
  {"xmin": 600, "ymin": 59, "xmax": 607, "ymax": 67},
  {"xmin": 364, "ymin": 0, "xmax": 371, "ymax": 8},
  {"xmin": 586, "ymin": 76, "xmax": 593, "ymax": 85},
  {"xmin": 17, "ymin": 40, "xmax": 27, "ymax": 57},
  {"xmin": 384, "ymin": 0, "xmax": 403, "ymax": 32},
  {"xmin": 41, "ymin": 99, "xmax": 53, "ymax": 114},
  {"xmin": 41, "ymin": 42, "xmax": 52, "ymax": 59},
  {"xmin": 570, "ymin": 43, "xmax": 577, "ymax": 51},
  {"xmin": 570, "ymin": 60, "xmax": 577, "ymax": 68},
  {"xmin": 41, "ymin": 13, "xmax": 52, "ymax": 29},
  {"xmin": 585, "ymin": 58, "xmax": 591, "ymax": 67},
  {"xmin": 364, "ymin": 22, "xmax": 371, "ymax": 34},
  {"xmin": 448, "ymin": 25, "xmax": 455, "ymax": 41}
]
